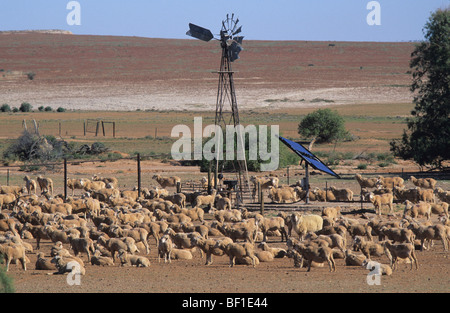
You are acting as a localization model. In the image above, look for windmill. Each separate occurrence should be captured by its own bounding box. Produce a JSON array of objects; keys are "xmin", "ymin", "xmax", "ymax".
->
[{"xmin": 187, "ymin": 14, "xmax": 249, "ymax": 203}]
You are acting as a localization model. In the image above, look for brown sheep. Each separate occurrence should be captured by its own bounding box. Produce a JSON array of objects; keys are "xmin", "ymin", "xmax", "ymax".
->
[
  {"xmin": 352, "ymin": 236, "xmax": 384, "ymax": 260},
  {"xmin": 407, "ymin": 222, "xmax": 449, "ymax": 251},
  {"xmin": 403, "ymin": 200, "xmax": 431, "ymax": 220},
  {"xmin": 355, "ymin": 174, "xmax": 379, "ymax": 189},
  {"xmin": 322, "ymin": 206, "xmax": 341, "ymax": 221},
  {"xmin": 193, "ymin": 190, "xmax": 217, "ymax": 209},
  {"xmin": 376, "ymin": 175, "xmax": 404, "ymax": 189},
  {"xmin": 36, "ymin": 175, "xmax": 54, "ymax": 195},
  {"xmin": 23, "ymin": 176, "xmax": 37, "ymax": 195},
  {"xmin": 410, "ymin": 176, "xmax": 437, "ymax": 190},
  {"xmin": 190, "ymin": 236, "xmax": 233, "ymax": 265},
  {"xmin": 35, "ymin": 252, "xmax": 57, "ymax": 270},
  {"xmin": 368, "ymin": 192, "xmax": 394, "ymax": 215},
  {"xmin": 383, "ymin": 240, "xmax": 418, "ymax": 270},
  {"xmin": 216, "ymin": 241, "xmax": 258, "ymax": 268},
  {"xmin": 311, "ymin": 187, "xmax": 336, "ymax": 202},
  {"xmin": 118, "ymin": 249, "xmax": 150, "ymax": 267},
  {"xmin": 0, "ymin": 243, "xmax": 27, "ymax": 271},
  {"xmin": 288, "ymin": 239, "xmax": 336, "ymax": 272},
  {"xmin": 152, "ymin": 174, "xmax": 181, "ymax": 189},
  {"xmin": 268, "ymin": 186, "xmax": 299, "ymax": 203},
  {"xmin": 329, "ymin": 186, "xmax": 353, "ymax": 202},
  {"xmin": 256, "ymin": 216, "xmax": 288, "ymax": 242},
  {"xmin": 430, "ymin": 202, "xmax": 449, "ymax": 218}
]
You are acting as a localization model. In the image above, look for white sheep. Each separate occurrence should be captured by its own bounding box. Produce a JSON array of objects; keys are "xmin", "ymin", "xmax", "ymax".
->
[{"xmin": 290, "ymin": 213, "xmax": 323, "ymax": 240}]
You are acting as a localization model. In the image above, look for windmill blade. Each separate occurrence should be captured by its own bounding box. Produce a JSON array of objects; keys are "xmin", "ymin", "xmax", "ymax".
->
[
  {"xmin": 228, "ymin": 41, "xmax": 243, "ymax": 62},
  {"xmin": 231, "ymin": 18, "xmax": 240, "ymax": 33},
  {"xmin": 234, "ymin": 36, "xmax": 244, "ymax": 45},
  {"xmin": 186, "ymin": 23, "xmax": 214, "ymax": 42},
  {"xmin": 232, "ymin": 26, "xmax": 242, "ymax": 36}
]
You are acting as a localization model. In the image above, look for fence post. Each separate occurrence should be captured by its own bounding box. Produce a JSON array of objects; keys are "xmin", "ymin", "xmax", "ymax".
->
[
  {"xmin": 137, "ymin": 154, "xmax": 141, "ymax": 198},
  {"xmin": 259, "ymin": 183, "xmax": 264, "ymax": 216},
  {"xmin": 64, "ymin": 158, "xmax": 67, "ymax": 201},
  {"xmin": 7, "ymin": 169, "xmax": 10, "ymax": 186}
]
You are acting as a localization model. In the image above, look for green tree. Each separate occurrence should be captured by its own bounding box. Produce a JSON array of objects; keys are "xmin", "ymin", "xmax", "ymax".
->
[
  {"xmin": 19, "ymin": 102, "xmax": 33, "ymax": 112},
  {"xmin": 390, "ymin": 8, "xmax": 450, "ymax": 169},
  {"xmin": 298, "ymin": 108, "xmax": 349, "ymax": 150}
]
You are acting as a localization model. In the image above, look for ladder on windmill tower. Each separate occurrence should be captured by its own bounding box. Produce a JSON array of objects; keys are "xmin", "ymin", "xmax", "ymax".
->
[{"xmin": 187, "ymin": 14, "xmax": 250, "ymax": 205}]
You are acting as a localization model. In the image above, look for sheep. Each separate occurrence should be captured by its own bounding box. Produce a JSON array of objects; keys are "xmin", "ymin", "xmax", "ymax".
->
[
  {"xmin": 162, "ymin": 193, "xmax": 186, "ymax": 208},
  {"xmin": 257, "ymin": 242, "xmax": 287, "ymax": 258},
  {"xmin": 190, "ymin": 236, "xmax": 233, "ymax": 265},
  {"xmin": 118, "ymin": 249, "xmax": 150, "ymax": 267},
  {"xmin": 329, "ymin": 186, "xmax": 353, "ymax": 202},
  {"xmin": 256, "ymin": 215, "xmax": 288, "ymax": 242},
  {"xmin": 35, "ymin": 252, "xmax": 57, "ymax": 270},
  {"xmin": 158, "ymin": 234, "xmax": 173, "ymax": 263},
  {"xmin": 82, "ymin": 197, "xmax": 101, "ymax": 218},
  {"xmin": 171, "ymin": 247, "xmax": 198, "ymax": 260},
  {"xmin": 383, "ymin": 240, "xmax": 418, "ymax": 270},
  {"xmin": 410, "ymin": 176, "xmax": 437, "ymax": 190},
  {"xmin": 66, "ymin": 178, "xmax": 88, "ymax": 196},
  {"xmin": 288, "ymin": 239, "xmax": 336, "ymax": 272},
  {"xmin": 215, "ymin": 194, "xmax": 232, "ymax": 211},
  {"xmin": 321, "ymin": 206, "xmax": 341, "ymax": 221},
  {"xmin": 97, "ymin": 236, "xmax": 139, "ymax": 261},
  {"xmin": 352, "ymin": 236, "xmax": 384, "ymax": 260},
  {"xmin": 109, "ymin": 225, "xmax": 150, "ymax": 254},
  {"xmin": 379, "ymin": 226, "xmax": 415, "ymax": 244},
  {"xmin": 0, "ymin": 185, "xmax": 26, "ymax": 196},
  {"xmin": 218, "ymin": 220, "xmax": 258, "ymax": 244},
  {"xmin": 430, "ymin": 202, "xmax": 449, "ymax": 218},
  {"xmin": 435, "ymin": 188, "xmax": 450, "ymax": 203},
  {"xmin": 152, "ymin": 174, "xmax": 181, "ymax": 189},
  {"xmin": 90, "ymin": 250, "xmax": 114, "ymax": 266},
  {"xmin": 92, "ymin": 175, "xmax": 119, "ymax": 188},
  {"xmin": 403, "ymin": 200, "xmax": 431, "ymax": 220},
  {"xmin": 49, "ymin": 255, "xmax": 86, "ymax": 276},
  {"xmin": 36, "ymin": 175, "xmax": 54, "ymax": 195},
  {"xmin": 250, "ymin": 176, "xmax": 279, "ymax": 201},
  {"xmin": 164, "ymin": 228, "xmax": 200, "ymax": 252},
  {"xmin": 268, "ymin": 186, "xmax": 298, "ymax": 203},
  {"xmin": 193, "ymin": 189, "xmax": 217, "ymax": 209},
  {"xmin": 290, "ymin": 213, "xmax": 323, "ymax": 240},
  {"xmin": 355, "ymin": 174, "xmax": 379, "ymax": 189},
  {"xmin": 407, "ymin": 222, "xmax": 449, "ymax": 251},
  {"xmin": 416, "ymin": 188, "xmax": 435, "ymax": 203},
  {"xmin": 177, "ymin": 206, "xmax": 205, "ymax": 223},
  {"xmin": 367, "ymin": 219, "xmax": 401, "ymax": 241},
  {"xmin": 23, "ymin": 175, "xmax": 37, "ymax": 195},
  {"xmin": 0, "ymin": 193, "xmax": 17, "ymax": 211},
  {"xmin": 311, "ymin": 187, "xmax": 336, "ymax": 202},
  {"xmin": 68, "ymin": 236, "xmax": 95, "ymax": 261},
  {"xmin": 368, "ymin": 192, "xmax": 394, "ymax": 215},
  {"xmin": 0, "ymin": 243, "xmax": 27, "ymax": 271},
  {"xmin": 340, "ymin": 219, "xmax": 373, "ymax": 241},
  {"xmin": 344, "ymin": 250, "xmax": 366, "ymax": 266},
  {"xmin": 392, "ymin": 187, "xmax": 419, "ymax": 203},
  {"xmin": 305, "ymin": 233, "xmax": 347, "ymax": 254},
  {"xmin": 376, "ymin": 175, "xmax": 405, "ymax": 189},
  {"xmin": 216, "ymin": 241, "xmax": 258, "ymax": 268},
  {"xmin": 211, "ymin": 208, "xmax": 242, "ymax": 223}
]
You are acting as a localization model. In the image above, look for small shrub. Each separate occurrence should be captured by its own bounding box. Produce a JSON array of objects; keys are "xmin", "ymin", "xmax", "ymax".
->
[
  {"xmin": 26, "ymin": 72, "xmax": 36, "ymax": 80},
  {"xmin": 56, "ymin": 107, "xmax": 66, "ymax": 112},
  {"xmin": 19, "ymin": 102, "xmax": 33, "ymax": 112},
  {"xmin": 357, "ymin": 163, "xmax": 367, "ymax": 170},
  {"xmin": 45, "ymin": 106, "xmax": 53, "ymax": 112},
  {"xmin": 0, "ymin": 104, "xmax": 11, "ymax": 112},
  {"xmin": 38, "ymin": 106, "xmax": 44, "ymax": 112}
]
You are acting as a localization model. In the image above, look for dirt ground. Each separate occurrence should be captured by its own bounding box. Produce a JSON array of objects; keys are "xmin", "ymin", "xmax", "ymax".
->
[{"xmin": 3, "ymin": 160, "xmax": 450, "ymax": 294}]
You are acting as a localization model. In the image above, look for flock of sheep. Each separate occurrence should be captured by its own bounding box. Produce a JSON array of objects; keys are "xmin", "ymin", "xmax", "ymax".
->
[{"xmin": 0, "ymin": 171, "xmax": 449, "ymax": 281}]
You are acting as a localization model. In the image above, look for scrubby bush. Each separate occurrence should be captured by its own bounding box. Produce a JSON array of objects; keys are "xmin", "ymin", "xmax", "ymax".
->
[
  {"xmin": 0, "ymin": 104, "xmax": 11, "ymax": 112},
  {"xmin": 19, "ymin": 102, "xmax": 33, "ymax": 112}
]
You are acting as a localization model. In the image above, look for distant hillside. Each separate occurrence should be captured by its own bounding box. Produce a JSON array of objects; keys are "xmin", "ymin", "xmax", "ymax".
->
[{"xmin": 0, "ymin": 29, "xmax": 73, "ymax": 35}]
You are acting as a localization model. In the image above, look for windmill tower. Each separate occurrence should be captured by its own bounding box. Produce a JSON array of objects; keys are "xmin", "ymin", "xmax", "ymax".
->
[{"xmin": 187, "ymin": 14, "xmax": 249, "ymax": 202}]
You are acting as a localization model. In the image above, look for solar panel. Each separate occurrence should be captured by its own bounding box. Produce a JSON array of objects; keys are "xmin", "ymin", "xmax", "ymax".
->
[{"xmin": 278, "ymin": 136, "xmax": 341, "ymax": 178}]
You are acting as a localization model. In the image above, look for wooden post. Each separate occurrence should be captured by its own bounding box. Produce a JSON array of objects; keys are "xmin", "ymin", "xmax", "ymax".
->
[
  {"xmin": 325, "ymin": 181, "xmax": 328, "ymax": 202},
  {"xmin": 360, "ymin": 186, "xmax": 364, "ymax": 210},
  {"xmin": 155, "ymin": 128, "xmax": 157, "ymax": 138},
  {"xmin": 83, "ymin": 121, "xmax": 86, "ymax": 136},
  {"xmin": 259, "ymin": 183, "xmax": 264, "ymax": 216},
  {"xmin": 7, "ymin": 169, "xmax": 10, "ymax": 186},
  {"xmin": 102, "ymin": 121, "xmax": 106, "ymax": 136},
  {"xmin": 63, "ymin": 158, "xmax": 67, "ymax": 201},
  {"xmin": 137, "ymin": 154, "xmax": 141, "ymax": 198},
  {"xmin": 177, "ymin": 182, "xmax": 182, "ymax": 194},
  {"xmin": 113, "ymin": 122, "xmax": 116, "ymax": 138},
  {"xmin": 207, "ymin": 161, "xmax": 212, "ymax": 193},
  {"xmin": 287, "ymin": 166, "xmax": 290, "ymax": 185},
  {"xmin": 59, "ymin": 122, "xmax": 61, "ymax": 137},
  {"xmin": 305, "ymin": 163, "xmax": 310, "ymax": 204},
  {"xmin": 95, "ymin": 121, "xmax": 99, "ymax": 137}
]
